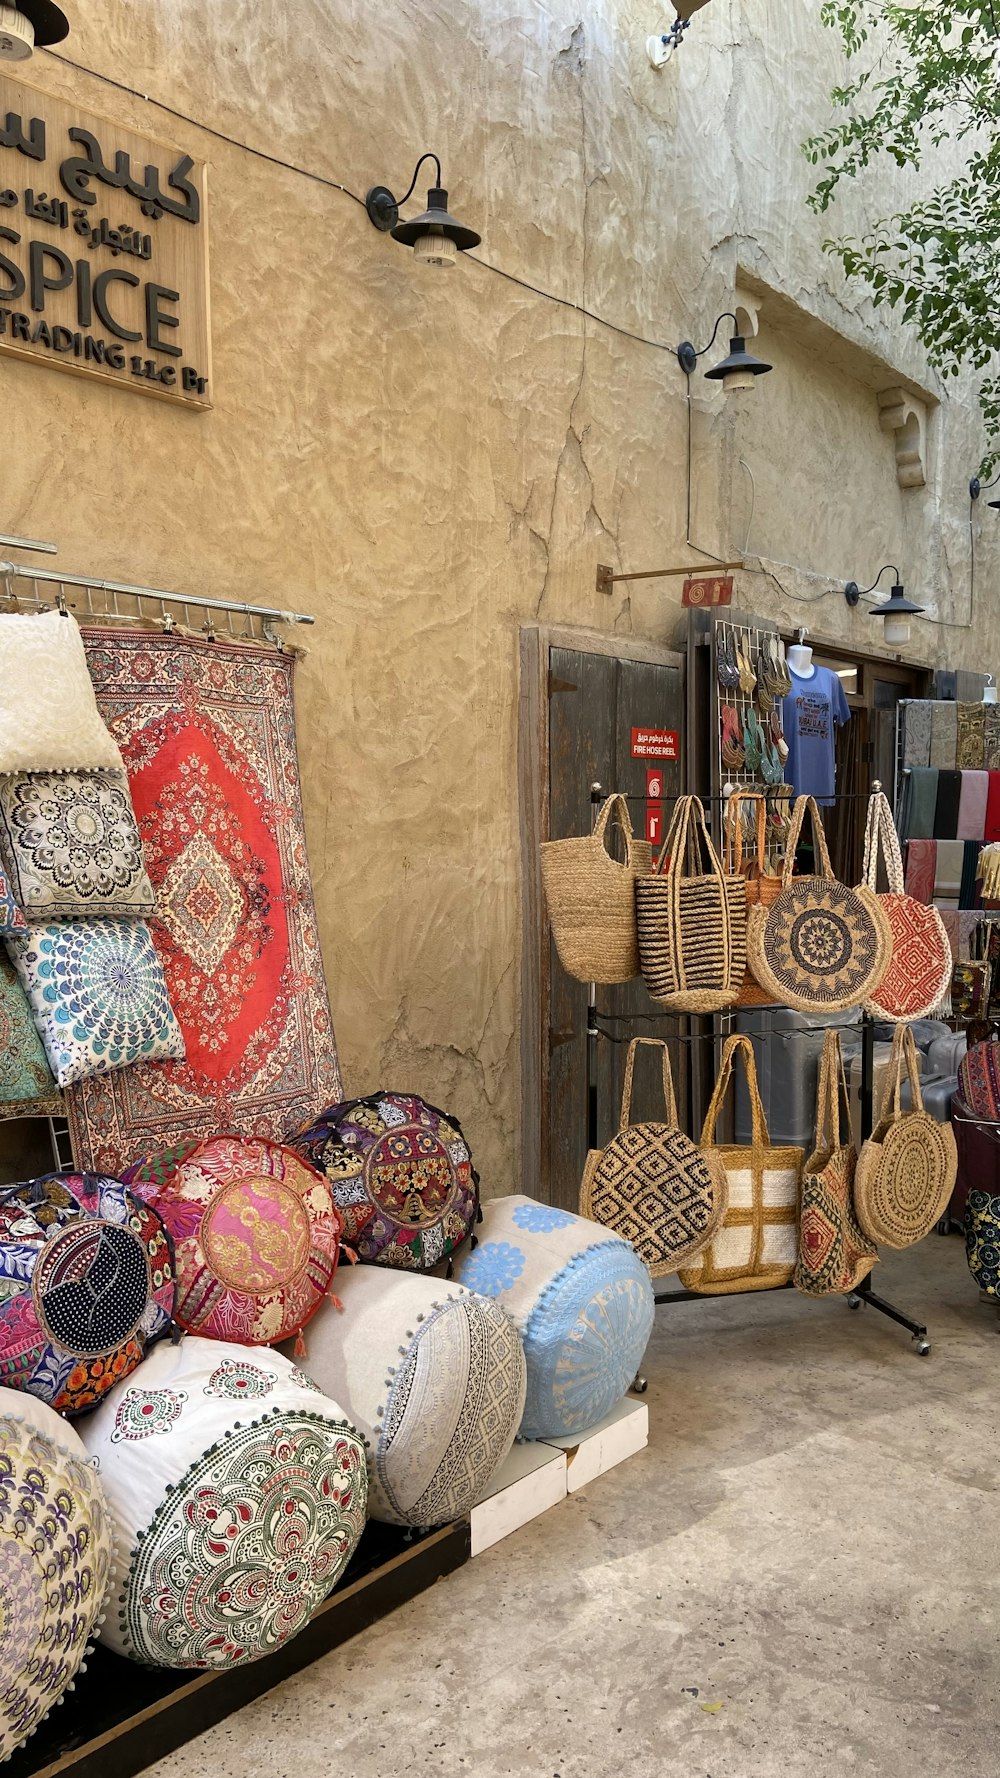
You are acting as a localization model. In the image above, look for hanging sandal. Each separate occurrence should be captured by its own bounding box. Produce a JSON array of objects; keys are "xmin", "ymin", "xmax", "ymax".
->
[
  {"xmin": 774, "ymin": 638, "xmax": 792, "ymax": 699},
  {"xmin": 743, "ymin": 708, "xmax": 764, "ymax": 773},
  {"xmin": 718, "ymin": 627, "xmax": 740, "ymax": 692},
  {"xmin": 721, "ymin": 704, "xmax": 746, "ymax": 769},
  {"xmin": 736, "ymin": 631, "xmax": 756, "ymax": 695},
  {"xmin": 755, "ymin": 651, "xmax": 774, "ymax": 715},
  {"xmin": 762, "ymin": 637, "xmax": 784, "ymax": 704},
  {"xmin": 770, "ymin": 707, "xmax": 789, "ymax": 765}
]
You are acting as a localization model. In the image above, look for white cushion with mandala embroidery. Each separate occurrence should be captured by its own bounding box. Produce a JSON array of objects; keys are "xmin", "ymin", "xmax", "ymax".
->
[
  {"xmin": 81, "ymin": 1338, "xmax": 368, "ymax": 1670},
  {"xmin": 0, "ymin": 1388, "xmax": 114, "ymax": 1762},
  {"xmin": 288, "ymin": 1268, "xmax": 526, "ymax": 1528}
]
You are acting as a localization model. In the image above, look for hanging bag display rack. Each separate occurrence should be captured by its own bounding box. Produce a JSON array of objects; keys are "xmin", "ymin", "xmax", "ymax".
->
[{"xmin": 582, "ymin": 783, "xmax": 931, "ymax": 1355}]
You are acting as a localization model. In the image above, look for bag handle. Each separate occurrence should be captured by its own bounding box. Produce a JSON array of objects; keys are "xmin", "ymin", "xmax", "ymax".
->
[
  {"xmin": 592, "ymin": 794, "xmax": 635, "ymax": 853},
  {"xmin": 725, "ymin": 791, "xmax": 767, "ymax": 877},
  {"xmin": 862, "ymin": 790, "xmax": 905, "ymax": 894},
  {"xmin": 877, "ymin": 1023, "xmax": 925, "ymax": 1125},
  {"xmin": 654, "ymin": 794, "xmax": 727, "ymax": 885},
  {"xmin": 700, "ymin": 1033, "xmax": 770, "ymax": 1149},
  {"xmin": 814, "ymin": 1029, "xmax": 851, "ymax": 1153},
  {"xmin": 619, "ymin": 1037, "xmax": 678, "ymax": 1131},
  {"xmin": 781, "ymin": 795, "xmax": 835, "ymax": 888}
]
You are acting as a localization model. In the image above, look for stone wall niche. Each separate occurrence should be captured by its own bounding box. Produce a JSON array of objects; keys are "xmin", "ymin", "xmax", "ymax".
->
[{"xmin": 878, "ymin": 387, "xmax": 927, "ymax": 489}]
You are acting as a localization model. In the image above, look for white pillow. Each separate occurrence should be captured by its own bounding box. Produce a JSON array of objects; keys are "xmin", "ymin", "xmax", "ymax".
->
[{"xmin": 0, "ymin": 609, "xmax": 123, "ymax": 771}]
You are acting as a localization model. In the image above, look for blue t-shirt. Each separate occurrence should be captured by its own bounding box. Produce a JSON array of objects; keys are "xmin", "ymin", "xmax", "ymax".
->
[{"xmin": 781, "ymin": 666, "xmax": 850, "ymax": 806}]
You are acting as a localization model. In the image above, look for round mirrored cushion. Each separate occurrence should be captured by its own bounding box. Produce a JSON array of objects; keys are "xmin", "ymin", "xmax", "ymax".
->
[
  {"xmin": 290, "ymin": 1268, "xmax": 525, "ymax": 1528},
  {"xmin": 81, "ymin": 1337, "xmax": 367, "ymax": 1669},
  {"xmin": 0, "ymin": 1171, "xmax": 175, "ymax": 1415},
  {"xmin": 0, "ymin": 1387, "xmax": 113, "ymax": 1761},
  {"xmin": 288, "ymin": 1093, "xmax": 479, "ymax": 1271},
  {"xmin": 449, "ymin": 1195, "xmax": 654, "ymax": 1440},
  {"xmin": 123, "ymin": 1136, "xmax": 341, "ymax": 1345}
]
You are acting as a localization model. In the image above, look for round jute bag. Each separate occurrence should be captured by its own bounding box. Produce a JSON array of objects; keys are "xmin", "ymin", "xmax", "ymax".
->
[
  {"xmin": 747, "ymin": 795, "xmax": 892, "ymax": 1014},
  {"xmin": 580, "ymin": 1036, "xmax": 728, "ymax": 1277},
  {"xmin": 540, "ymin": 794, "xmax": 652, "ymax": 984},
  {"xmin": 854, "ymin": 1025, "xmax": 957, "ymax": 1249},
  {"xmin": 861, "ymin": 790, "xmax": 951, "ymax": 1021}
]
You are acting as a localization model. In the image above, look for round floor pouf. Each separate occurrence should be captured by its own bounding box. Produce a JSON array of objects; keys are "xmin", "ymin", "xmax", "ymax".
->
[
  {"xmin": 0, "ymin": 1387, "xmax": 113, "ymax": 1761},
  {"xmin": 0, "ymin": 1171, "xmax": 175, "ymax": 1415},
  {"xmin": 290, "ymin": 1269, "xmax": 526, "ymax": 1527},
  {"xmin": 80, "ymin": 1338, "xmax": 367, "ymax": 1670},
  {"xmin": 449, "ymin": 1195, "xmax": 654, "ymax": 1441}
]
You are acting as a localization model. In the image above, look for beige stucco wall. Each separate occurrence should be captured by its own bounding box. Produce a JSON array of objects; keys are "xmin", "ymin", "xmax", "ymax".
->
[{"xmin": 3, "ymin": 0, "xmax": 995, "ymax": 1192}]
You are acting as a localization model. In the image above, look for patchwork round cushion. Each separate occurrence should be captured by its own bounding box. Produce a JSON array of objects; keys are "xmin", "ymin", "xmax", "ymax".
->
[
  {"xmin": 81, "ymin": 1338, "xmax": 368, "ymax": 1670},
  {"xmin": 289, "ymin": 1268, "xmax": 526, "ymax": 1527},
  {"xmin": 0, "ymin": 1387, "xmax": 113, "ymax": 1762},
  {"xmin": 958, "ymin": 1042, "xmax": 1000, "ymax": 1122},
  {"xmin": 449, "ymin": 1195, "xmax": 654, "ymax": 1441},
  {"xmin": 0, "ymin": 1171, "xmax": 175, "ymax": 1415},
  {"xmin": 122, "ymin": 1136, "xmax": 341, "ymax": 1346},
  {"xmin": 289, "ymin": 1092, "xmax": 480, "ymax": 1271}
]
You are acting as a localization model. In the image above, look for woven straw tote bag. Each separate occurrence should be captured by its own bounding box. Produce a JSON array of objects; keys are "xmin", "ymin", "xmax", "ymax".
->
[
  {"xmin": 635, "ymin": 795, "xmax": 747, "ymax": 1012},
  {"xmin": 725, "ymin": 791, "xmax": 781, "ymax": 1007},
  {"xmin": 678, "ymin": 1034, "xmax": 804, "ymax": 1294},
  {"xmin": 540, "ymin": 794, "xmax": 652, "ymax": 984},
  {"xmin": 746, "ymin": 795, "xmax": 892, "ymax": 1014},
  {"xmin": 861, "ymin": 790, "xmax": 951, "ymax": 1020},
  {"xmin": 854, "ymin": 1025, "xmax": 958, "ymax": 1249},
  {"xmin": 793, "ymin": 1030, "xmax": 878, "ymax": 1297},
  {"xmin": 580, "ymin": 1036, "xmax": 728, "ymax": 1278}
]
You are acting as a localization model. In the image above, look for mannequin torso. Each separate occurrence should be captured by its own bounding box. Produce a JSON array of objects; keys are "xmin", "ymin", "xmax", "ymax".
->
[{"xmin": 787, "ymin": 644, "xmax": 814, "ymax": 679}]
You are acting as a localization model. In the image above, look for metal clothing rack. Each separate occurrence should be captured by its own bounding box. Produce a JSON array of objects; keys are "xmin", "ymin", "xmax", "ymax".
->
[{"xmin": 584, "ymin": 784, "xmax": 932, "ymax": 1357}]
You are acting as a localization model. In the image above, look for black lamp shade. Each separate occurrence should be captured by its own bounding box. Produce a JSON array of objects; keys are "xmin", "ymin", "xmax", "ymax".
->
[
  {"xmin": 11, "ymin": 0, "xmax": 69, "ymax": 44},
  {"xmin": 870, "ymin": 584, "xmax": 924, "ymax": 619},
  {"xmin": 704, "ymin": 335, "xmax": 772, "ymax": 382},
  {"xmin": 391, "ymin": 187, "xmax": 481, "ymax": 253}
]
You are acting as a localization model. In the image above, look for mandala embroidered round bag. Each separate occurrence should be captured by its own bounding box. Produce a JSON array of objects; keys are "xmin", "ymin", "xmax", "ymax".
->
[
  {"xmin": 289, "ymin": 1092, "xmax": 480, "ymax": 1272},
  {"xmin": 854, "ymin": 1025, "xmax": 958, "ymax": 1249},
  {"xmin": 122, "ymin": 1136, "xmax": 341, "ymax": 1347},
  {"xmin": 861, "ymin": 790, "xmax": 951, "ymax": 1020},
  {"xmin": 81, "ymin": 1338, "xmax": 367, "ymax": 1670},
  {"xmin": 580, "ymin": 1037, "xmax": 727, "ymax": 1277},
  {"xmin": 0, "ymin": 1171, "xmax": 175, "ymax": 1415},
  {"xmin": 0, "ymin": 1387, "xmax": 114, "ymax": 1762},
  {"xmin": 747, "ymin": 795, "xmax": 892, "ymax": 1013}
]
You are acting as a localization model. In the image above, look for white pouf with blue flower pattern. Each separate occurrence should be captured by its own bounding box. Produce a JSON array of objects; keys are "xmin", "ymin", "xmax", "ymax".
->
[{"xmin": 449, "ymin": 1195, "xmax": 654, "ymax": 1440}]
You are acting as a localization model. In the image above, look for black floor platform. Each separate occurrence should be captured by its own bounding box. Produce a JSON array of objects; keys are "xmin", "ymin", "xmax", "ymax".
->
[{"xmin": 8, "ymin": 1518, "xmax": 470, "ymax": 1778}]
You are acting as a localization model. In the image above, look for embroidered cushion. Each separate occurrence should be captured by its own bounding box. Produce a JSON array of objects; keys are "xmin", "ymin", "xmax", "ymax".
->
[
  {"xmin": 958, "ymin": 1042, "xmax": 1000, "ymax": 1122},
  {"xmin": 0, "ymin": 770, "xmax": 155, "ymax": 919},
  {"xmin": 81, "ymin": 1338, "xmax": 367, "ymax": 1670},
  {"xmin": 289, "ymin": 1268, "xmax": 525, "ymax": 1527},
  {"xmin": 5, "ymin": 919, "xmax": 185, "ymax": 1087},
  {"xmin": 289, "ymin": 1092, "xmax": 480, "ymax": 1271},
  {"xmin": 123, "ymin": 1135, "xmax": 341, "ymax": 1346},
  {"xmin": 0, "ymin": 1388, "xmax": 114, "ymax": 1761},
  {"xmin": 0, "ymin": 866, "xmax": 26, "ymax": 934},
  {"xmin": 450, "ymin": 1195, "xmax": 654, "ymax": 1441},
  {"xmin": 0, "ymin": 1171, "xmax": 175, "ymax": 1416},
  {"xmin": 0, "ymin": 610, "xmax": 124, "ymax": 773},
  {"xmin": 965, "ymin": 1189, "xmax": 1000, "ymax": 1297},
  {"xmin": 0, "ymin": 950, "xmax": 62, "ymax": 1118}
]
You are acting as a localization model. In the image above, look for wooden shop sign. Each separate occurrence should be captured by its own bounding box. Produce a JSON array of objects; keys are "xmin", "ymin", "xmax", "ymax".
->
[{"xmin": 0, "ymin": 75, "xmax": 211, "ymax": 407}]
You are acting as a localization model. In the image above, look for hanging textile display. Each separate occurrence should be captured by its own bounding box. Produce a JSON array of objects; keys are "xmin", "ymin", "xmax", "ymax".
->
[
  {"xmin": 854, "ymin": 1026, "xmax": 957, "ymax": 1248},
  {"xmin": 635, "ymin": 794, "xmax": 747, "ymax": 1011},
  {"xmin": 678, "ymin": 1035, "xmax": 804, "ymax": 1294},
  {"xmin": 0, "ymin": 951, "xmax": 63, "ymax": 1120},
  {"xmin": 900, "ymin": 701, "xmax": 931, "ymax": 769},
  {"xmin": 540, "ymin": 794, "xmax": 651, "ymax": 984},
  {"xmin": 793, "ymin": 1031, "xmax": 878, "ymax": 1297},
  {"xmin": 956, "ymin": 702, "xmax": 986, "ymax": 770},
  {"xmin": 580, "ymin": 1036, "xmax": 726, "ymax": 1277},
  {"xmin": 66, "ymin": 629, "xmax": 341, "ymax": 1173},
  {"xmin": 861, "ymin": 791, "xmax": 951, "ymax": 1020},
  {"xmin": 928, "ymin": 701, "xmax": 958, "ymax": 769}
]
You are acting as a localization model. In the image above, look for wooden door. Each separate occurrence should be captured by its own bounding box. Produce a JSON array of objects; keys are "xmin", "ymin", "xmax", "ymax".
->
[{"xmin": 520, "ymin": 629, "xmax": 685, "ymax": 1210}]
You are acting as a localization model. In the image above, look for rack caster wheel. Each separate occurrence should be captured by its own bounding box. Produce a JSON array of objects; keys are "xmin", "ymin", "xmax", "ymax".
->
[
  {"xmin": 847, "ymin": 1294, "xmax": 862, "ymax": 1311},
  {"xmin": 632, "ymin": 1374, "xmax": 648, "ymax": 1394},
  {"xmin": 913, "ymin": 1337, "xmax": 931, "ymax": 1357}
]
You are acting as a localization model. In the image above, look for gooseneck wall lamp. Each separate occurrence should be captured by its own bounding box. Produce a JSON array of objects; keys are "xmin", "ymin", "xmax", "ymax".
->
[
  {"xmin": 366, "ymin": 153, "xmax": 481, "ymax": 268},
  {"xmin": 0, "ymin": 0, "xmax": 68, "ymax": 60},
  {"xmin": 676, "ymin": 310, "xmax": 772, "ymax": 393},
  {"xmin": 970, "ymin": 473, "xmax": 1000, "ymax": 512},
  {"xmin": 844, "ymin": 564, "xmax": 925, "ymax": 647}
]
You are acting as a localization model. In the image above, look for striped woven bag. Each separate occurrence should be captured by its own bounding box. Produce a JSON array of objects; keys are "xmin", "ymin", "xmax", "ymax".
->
[{"xmin": 635, "ymin": 795, "xmax": 747, "ymax": 1013}]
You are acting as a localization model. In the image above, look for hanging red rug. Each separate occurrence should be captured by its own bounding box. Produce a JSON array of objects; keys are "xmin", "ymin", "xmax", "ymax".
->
[{"xmin": 66, "ymin": 629, "xmax": 341, "ymax": 1174}]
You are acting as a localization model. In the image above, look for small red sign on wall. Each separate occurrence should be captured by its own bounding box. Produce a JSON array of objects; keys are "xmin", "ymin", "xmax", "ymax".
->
[
  {"xmin": 631, "ymin": 727, "xmax": 679, "ymax": 761},
  {"xmin": 646, "ymin": 803, "xmax": 664, "ymax": 846},
  {"xmin": 646, "ymin": 767, "xmax": 663, "ymax": 799},
  {"xmin": 682, "ymin": 575, "xmax": 733, "ymax": 608}
]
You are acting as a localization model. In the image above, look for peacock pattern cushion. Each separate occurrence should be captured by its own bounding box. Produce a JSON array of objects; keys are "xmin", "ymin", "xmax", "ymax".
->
[
  {"xmin": 0, "ymin": 1171, "xmax": 175, "ymax": 1415},
  {"xmin": 0, "ymin": 769, "xmax": 156, "ymax": 920},
  {"xmin": 0, "ymin": 1388, "xmax": 114, "ymax": 1762},
  {"xmin": 450, "ymin": 1194, "xmax": 654, "ymax": 1441},
  {"xmin": 5, "ymin": 918, "xmax": 185, "ymax": 1088},
  {"xmin": 81, "ymin": 1338, "xmax": 368, "ymax": 1670},
  {"xmin": 123, "ymin": 1135, "xmax": 341, "ymax": 1346},
  {"xmin": 289, "ymin": 1092, "xmax": 479, "ymax": 1272},
  {"xmin": 289, "ymin": 1267, "xmax": 526, "ymax": 1528},
  {"xmin": 0, "ymin": 950, "xmax": 62, "ymax": 1118}
]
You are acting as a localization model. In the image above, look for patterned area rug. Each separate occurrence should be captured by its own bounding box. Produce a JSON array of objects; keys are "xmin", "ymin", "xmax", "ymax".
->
[{"xmin": 66, "ymin": 630, "xmax": 340, "ymax": 1172}]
